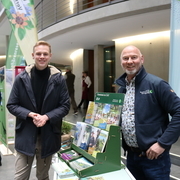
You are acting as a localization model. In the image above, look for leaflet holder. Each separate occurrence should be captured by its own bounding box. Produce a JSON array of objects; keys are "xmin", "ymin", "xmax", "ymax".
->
[{"xmin": 60, "ymin": 125, "xmax": 124, "ymax": 178}]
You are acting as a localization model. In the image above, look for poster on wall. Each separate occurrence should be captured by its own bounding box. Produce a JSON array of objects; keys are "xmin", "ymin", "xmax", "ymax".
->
[{"xmin": 0, "ymin": 66, "xmax": 7, "ymax": 145}]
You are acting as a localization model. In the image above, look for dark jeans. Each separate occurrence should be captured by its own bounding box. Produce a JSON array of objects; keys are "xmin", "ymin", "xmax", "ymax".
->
[
  {"xmin": 127, "ymin": 150, "xmax": 170, "ymax": 180},
  {"xmin": 0, "ymin": 154, "xmax": 2, "ymax": 166},
  {"xmin": 69, "ymin": 92, "xmax": 77, "ymax": 112}
]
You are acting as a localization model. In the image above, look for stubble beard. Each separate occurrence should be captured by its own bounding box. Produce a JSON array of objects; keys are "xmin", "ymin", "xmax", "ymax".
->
[{"xmin": 125, "ymin": 69, "xmax": 137, "ymax": 75}]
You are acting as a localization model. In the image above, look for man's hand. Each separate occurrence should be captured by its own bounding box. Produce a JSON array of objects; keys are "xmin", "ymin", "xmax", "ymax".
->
[
  {"xmin": 28, "ymin": 112, "xmax": 38, "ymax": 118},
  {"xmin": 146, "ymin": 142, "xmax": 165, "ymax": 160},
  {"xmin": 33, "ymin": 114, "xmax": 49, "ymax": 127}
]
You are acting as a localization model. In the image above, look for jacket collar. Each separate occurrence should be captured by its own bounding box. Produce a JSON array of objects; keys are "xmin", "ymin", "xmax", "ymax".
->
[
  {"xmin": 115, "ymin": 66, "xmax": 147, "ymax": 87},
  {"xmin": 25, "ymin": 64, "xmax": 61, "ymax": 77}
]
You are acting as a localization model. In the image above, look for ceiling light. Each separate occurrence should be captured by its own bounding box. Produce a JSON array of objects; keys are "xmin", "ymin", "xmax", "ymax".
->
[
  {"xmin": 70, "ymin": 0, "xmax": 75, "ymax": 13},
  {"xmin": 0, "ymin": 55, "xmax": 6, "ymax": 59},
  {"xmin": 70, "ymin": 49, "xmax": 83, "ymax": 60},
  {"xmin": 106, "ymin": 60, "xmax": 112, "ymax": 63},
  {"xmin": 113, "ymin": 31, "xmax": 170, "ymax": 43}
]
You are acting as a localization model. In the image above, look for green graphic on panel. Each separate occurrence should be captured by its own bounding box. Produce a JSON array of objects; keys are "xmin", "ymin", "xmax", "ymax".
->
[
  {"xmin": 6, "ymin": 32, "xmax": 26, "ymax": 69},
  {"xmin": 0, "ymin": 67, "xmax": 7, "ymax": 145}
]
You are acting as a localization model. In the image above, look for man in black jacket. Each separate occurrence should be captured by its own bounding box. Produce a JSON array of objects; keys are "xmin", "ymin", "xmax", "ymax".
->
[
  {"xmin": 64, "ymin": 67, "xmax": 78, "ymax": 115},
  {"xmin": 115, "ymin": 45, "xmax": 180, "ymax": 180},
  {"xmin": 7, "ymin": 41, "xmax": 70, "ymax": 180}
]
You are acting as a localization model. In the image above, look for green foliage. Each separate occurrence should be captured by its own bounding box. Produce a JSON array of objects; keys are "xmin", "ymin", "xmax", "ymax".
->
[
  {"xmin": 29, "ymin": 0, "xmax": 34, "ymax": 5},
  {"xmin": 0, "ymin": 0, "xmax": 13, "ymax": 9},
  {"xmin": 61, "ymin": 121, "xmax": 72, "ymax": 134},
  {"xmin": 18, "ymin": 28, "xmax": 26, "ymax": 40},
  {"xmin": 25, "ymin": 20, "xmax": 34, "ymax": 30}
]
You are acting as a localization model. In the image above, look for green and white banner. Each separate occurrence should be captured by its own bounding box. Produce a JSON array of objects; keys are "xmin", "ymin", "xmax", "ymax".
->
[
  {"xmin": 6, "ymin": 32, "xmax": 26, "ymax": 69},
  {"xmin": 0, "ymin": 67, "xmax": 16, "ymax": 146},
  {"xmin": 1, "ymin": 0, "xmax": 38, "ymax": 65},
  {"xmin": 5, "ymin": 69, "xmax": 15, "ymax": 143},
  {"xmin": 0, "ymin": 67, "xmax": 7, "ymax": 145}
]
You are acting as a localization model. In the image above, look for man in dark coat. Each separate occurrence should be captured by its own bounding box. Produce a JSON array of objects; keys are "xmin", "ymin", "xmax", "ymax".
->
[
  {"xmin": 64, "ymin": 67, "xmax": 78, "ymax": 115},
  {"xmin": 7, "ymin": 41, "xmax": 70, "ymax": 180},
  {"xmin": 115, "ymin": 45, "xmax": 180, "ymax": 180}
]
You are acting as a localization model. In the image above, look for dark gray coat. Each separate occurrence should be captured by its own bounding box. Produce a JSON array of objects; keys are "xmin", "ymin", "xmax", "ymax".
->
[{"xmin": 7, "ymin": 64, "xmax": 70, "ymax": 158}]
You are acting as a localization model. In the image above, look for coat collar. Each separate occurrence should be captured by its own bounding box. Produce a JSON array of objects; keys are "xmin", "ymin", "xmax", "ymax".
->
[
  {"xmin": 115, "ymin": 66, "xmax": 147, "ymax": 87},
  {"xmin": 25, "ymin": 64, "xmax": 61, "ymax": 77}
]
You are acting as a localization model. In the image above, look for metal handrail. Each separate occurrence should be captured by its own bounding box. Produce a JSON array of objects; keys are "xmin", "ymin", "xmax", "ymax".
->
[{"xmin": 35, "ymin": 0, "xmax": 127, "ymax": 32}]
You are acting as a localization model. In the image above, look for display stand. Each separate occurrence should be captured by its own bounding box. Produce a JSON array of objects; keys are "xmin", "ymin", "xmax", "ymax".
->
[
  {"xmin": 52, "ymin": 92, "xmax": 135, "ymax": 180},
  {"xmin": 59, "ymin": 125, "xmax": 123, "ymax": 178}
]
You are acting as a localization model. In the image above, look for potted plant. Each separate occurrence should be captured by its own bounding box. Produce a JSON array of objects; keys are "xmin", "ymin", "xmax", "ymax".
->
[{"xmin": 61, "ymin": 121, "xmax": 73, "ymax": 142}]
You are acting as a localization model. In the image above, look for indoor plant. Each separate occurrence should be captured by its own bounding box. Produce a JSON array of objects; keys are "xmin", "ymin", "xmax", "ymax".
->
[{"xmin": 61, "ymin": 121, "xmax": 73, "ymax": 142}]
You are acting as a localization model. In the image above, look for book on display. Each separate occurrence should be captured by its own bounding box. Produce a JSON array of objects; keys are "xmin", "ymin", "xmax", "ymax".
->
[
  {"xmin": 69, "ymin": 157, "xmax": 93, "ymax": 171},
  {"xmin": 73, "ymin": 122, "xmax": 87, "ymax": 146},
  {"xmin": 79, "ymin": 124, "xmax": 92, "ymax": 150},
  {"xmin": 93, "ymin": 103, "xmax": 122, "ymax": 131},
  {"xmin": 84, "ymin": 101, "xmax": 96, "ymax": 124},
  {"xmin": 52, "ymin": 161, "xmax": 75, "ymax": 179},
  {"xmin": 60, "ymin": 149, "xmax": 81, "ymax": 161},
  {"xmin": 87, "ymin": 126, "xmax": 101, "ymax": 155},
  {"xmin": 92, "ymin": 130, "xmax": 109, "ymax": 158}
]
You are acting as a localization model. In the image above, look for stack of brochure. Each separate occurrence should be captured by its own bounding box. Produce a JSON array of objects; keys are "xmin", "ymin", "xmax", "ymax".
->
[
  {"xmin": 52, "ymin": 161, "xmax": 75, "ymax": 179},
  {"xmin": 69, "ymin": 157, "xmax": 93, "ymax": 171}
]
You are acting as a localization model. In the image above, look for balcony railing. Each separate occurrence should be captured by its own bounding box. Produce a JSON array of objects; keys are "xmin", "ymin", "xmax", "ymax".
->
[{"xmin": 35, "ymin": 0, "xmax": 127, "ymax": 32}]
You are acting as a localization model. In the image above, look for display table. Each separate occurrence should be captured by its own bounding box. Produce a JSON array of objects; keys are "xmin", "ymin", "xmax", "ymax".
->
[
  {"xmin": 52, "ymin": 153, "xmax": 135, "ymax": 180},
  {"xmin": 53, "ymin": 165, "xmax": 135, "ymax": 180},
  {"xmin": 80, "ymin": 168, "xmax": 135, "ymax": 180}
]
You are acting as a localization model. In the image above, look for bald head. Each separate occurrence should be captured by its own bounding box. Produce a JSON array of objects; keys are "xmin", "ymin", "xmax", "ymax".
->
[
  {"xmin": 120, "ymin": 45, "xmax": 142, "ymax": 60},
  {"xmin": 120, "ymin": 45, "xmax": 144, "ymax": 80}
]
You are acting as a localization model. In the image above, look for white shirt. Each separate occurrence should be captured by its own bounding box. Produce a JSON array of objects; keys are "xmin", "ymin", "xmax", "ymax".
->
[{"xmin": 84, "ymin": 76, "xmax": 91, "ymax": 88}]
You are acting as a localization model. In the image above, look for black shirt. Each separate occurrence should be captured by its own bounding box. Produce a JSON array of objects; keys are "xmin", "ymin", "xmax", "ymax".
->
[{"xmin": 31, "ymin": 66, "xmax": 50, "ymax": 113}]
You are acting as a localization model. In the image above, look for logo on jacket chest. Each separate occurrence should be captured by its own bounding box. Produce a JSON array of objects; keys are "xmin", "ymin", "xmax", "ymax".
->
[{"xmin": 140, "ymin": 89, "xmax": 153, "ymax": 95}]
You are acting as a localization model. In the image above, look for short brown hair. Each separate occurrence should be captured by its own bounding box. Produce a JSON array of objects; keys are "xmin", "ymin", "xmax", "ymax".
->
[{"xmin": 33, "ymin": 40, "xmax": 51, "ymax": 53}]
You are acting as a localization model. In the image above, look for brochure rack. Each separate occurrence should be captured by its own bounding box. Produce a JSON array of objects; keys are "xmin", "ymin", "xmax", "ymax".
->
[
  {"xmin": 58, "ymin": 92, "xmax": 125, "ymax": 178},
  {"xmin": 59, "ymin": 125, "xmax": 124, "ymax": 178}
]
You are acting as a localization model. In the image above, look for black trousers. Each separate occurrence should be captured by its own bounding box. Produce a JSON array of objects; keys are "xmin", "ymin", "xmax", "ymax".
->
[
  {"xmin": 0, "ymin": 154, "xmax": 2, "ymax": 166},
  {"xmin": 78, "ymin": 99, "xmax": 89, "ymax": 109}
]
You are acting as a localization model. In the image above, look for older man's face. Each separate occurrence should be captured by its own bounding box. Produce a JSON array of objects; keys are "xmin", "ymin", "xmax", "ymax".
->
[{"xmin": 121, "ymin": 46, "xmax": 144, "ymax": 80}]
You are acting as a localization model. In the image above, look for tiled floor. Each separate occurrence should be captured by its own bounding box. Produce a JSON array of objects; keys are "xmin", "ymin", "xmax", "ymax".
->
[{"xmin": 0, "ymin": 108, "xmax": 180, "ymax": 179}]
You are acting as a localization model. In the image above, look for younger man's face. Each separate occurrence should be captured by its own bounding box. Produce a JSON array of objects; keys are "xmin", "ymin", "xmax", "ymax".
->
[{"xmin": 32, "ymin": 45, "xmax": 52, "ymax": 70}]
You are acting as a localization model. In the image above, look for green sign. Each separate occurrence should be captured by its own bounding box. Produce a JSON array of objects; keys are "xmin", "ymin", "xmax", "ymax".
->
[{"xmin": 94, "ymin": 92, "xmax": 124, "ymax": 105}]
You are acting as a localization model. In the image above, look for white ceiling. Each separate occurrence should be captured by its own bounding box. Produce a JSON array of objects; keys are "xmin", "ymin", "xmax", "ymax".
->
[{"xmin": 0, "ymin": 8, "xmax": 170, "ymax": 66}]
